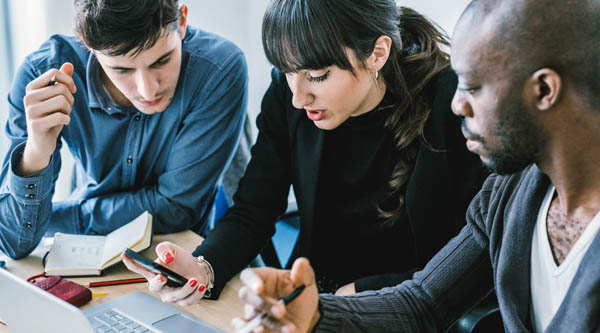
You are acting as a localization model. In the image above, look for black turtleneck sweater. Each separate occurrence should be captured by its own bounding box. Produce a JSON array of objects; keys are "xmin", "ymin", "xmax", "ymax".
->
[{"xmin": 310, "ymin": 102, "xmax": 416, "ymax": 293}]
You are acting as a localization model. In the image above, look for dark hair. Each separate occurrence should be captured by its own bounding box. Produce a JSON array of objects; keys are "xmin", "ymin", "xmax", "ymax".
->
[
  {"xmin": 262, "ymin": 0, "xmax": 450, "ymax": 226},
  {"xmin": 74, "ymin": 0, "xmax": 180, "ymax": 56}
]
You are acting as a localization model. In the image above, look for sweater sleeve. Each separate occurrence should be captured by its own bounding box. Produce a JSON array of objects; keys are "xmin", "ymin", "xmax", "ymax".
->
[{"xmin": 354, "ymin": 269, "xmax": 418, "ymax": 292}]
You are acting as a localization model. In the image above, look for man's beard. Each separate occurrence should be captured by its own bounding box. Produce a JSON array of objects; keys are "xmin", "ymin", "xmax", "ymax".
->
[{"xmin": 483, "ymin": 100, "xmax": 542, "ymax": 175}]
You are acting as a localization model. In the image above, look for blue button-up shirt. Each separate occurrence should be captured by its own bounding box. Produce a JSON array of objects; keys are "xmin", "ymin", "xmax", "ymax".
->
[{"xmin": 0, "ymin": 27, "xmax": 247, "ymax": 259}]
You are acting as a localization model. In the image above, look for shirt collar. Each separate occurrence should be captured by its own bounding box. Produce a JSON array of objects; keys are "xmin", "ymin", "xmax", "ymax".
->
[{"xmin": 86, "ymin": 53, "xmax": 133, "ymax": 115}]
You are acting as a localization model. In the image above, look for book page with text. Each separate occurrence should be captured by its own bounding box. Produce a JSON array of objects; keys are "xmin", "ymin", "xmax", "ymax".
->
[{"xmin": 46, "ymin": 233, "xmax": 105, "ymax": 271}]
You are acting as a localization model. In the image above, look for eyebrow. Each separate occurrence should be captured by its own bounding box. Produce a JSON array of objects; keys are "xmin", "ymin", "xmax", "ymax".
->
[
  {"xmin": 451, "ymin": 66, "xmax": 476, "ymax": 79},
  {"xmin": 108, "ymin": 49, "xmax": 175, "ymax": 71},
  {"xmin": 450, "ymin": 66, "xmax": 464, "ymax": 76}
]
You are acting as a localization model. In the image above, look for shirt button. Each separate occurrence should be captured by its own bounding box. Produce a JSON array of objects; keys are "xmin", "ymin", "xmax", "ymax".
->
[
  {"xmin": 134, "ymin": 115, "xmax": 141, "ymax": 121},
  {"xmin": 25, "ymin": 194, "xmax": 35, "ymax": 199},
  {"xmin": 26, "ymin": 184, "xmax": 36, "ymax": 189},
  {"xmin": 25, "ymin": 222, "xmax": 32, "ymax": 229},
  {"xmin": 126, "ymin": 156, "xmax": 133, "ymax": 164}
]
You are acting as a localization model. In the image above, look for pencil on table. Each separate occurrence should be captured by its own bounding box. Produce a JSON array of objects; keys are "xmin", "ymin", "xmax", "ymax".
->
[
  {"xmin": 88, "ymin": 277, "xmax": 147, "ymax": 287},
  {"xmin": 92, "ymin": 291, "xmax": 109, "ymax": 298}
]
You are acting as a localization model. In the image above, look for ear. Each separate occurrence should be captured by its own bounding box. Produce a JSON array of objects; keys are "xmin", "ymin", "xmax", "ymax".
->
[
  {"xmin": 366, "ymin": 35, "xmax": 392, "ymax": 72},
  {"xmin": 529, "ymin": 68, "xmax": 561, "ymax": 111},
  {"xmin": 178, "ymin": 5, "xmax": 188, "ymax": 39}
]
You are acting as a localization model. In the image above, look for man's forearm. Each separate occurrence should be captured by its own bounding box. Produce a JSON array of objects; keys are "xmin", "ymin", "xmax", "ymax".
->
[
  {"xmin": 19, "ymin": 143, "xmax": 53, "ymax": 177},
  {"xmin": 316, "ymin": 289, "xmax": 423, "ymax": 332},
  {"xmin": 57, "ymin": 185, "xmax": 206, "ymax": 236},
  {"xmin": 0, "ymin": 144, "xmax": 58, "ymax": 258}
]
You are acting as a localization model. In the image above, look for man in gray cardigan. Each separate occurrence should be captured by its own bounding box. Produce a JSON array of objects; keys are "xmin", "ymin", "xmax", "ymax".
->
[{"xmin": 232, "ymin": 0, "xmax": 600, "ymax": 331}]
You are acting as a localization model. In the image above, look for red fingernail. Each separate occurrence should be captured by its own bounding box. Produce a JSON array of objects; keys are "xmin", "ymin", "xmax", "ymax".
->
[
  {"xmin": 198, "ymin": 284, "xmax": 206, "ymax": 292},
  {"xmin": 189, "ymin": 279, "xmax": 197, "ymax": 288},
  {"xmin": 164, "ymin": 252, "xmax": 173, "ymax": 263}
]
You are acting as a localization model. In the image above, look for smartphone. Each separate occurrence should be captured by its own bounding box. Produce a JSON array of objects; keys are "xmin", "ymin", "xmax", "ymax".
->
[{"xmin": 124, "ymin": 248, "xmax": 188, "ymax": 288}]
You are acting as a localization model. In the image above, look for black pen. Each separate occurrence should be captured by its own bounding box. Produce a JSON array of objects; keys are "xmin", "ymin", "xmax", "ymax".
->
[
  {"xmin": 238, "ymin": 285, "xmax": 306, "ymax": 333},
  {"xmin": 280, "ymin": 285, "xmax": 305, "ymax": 305}
]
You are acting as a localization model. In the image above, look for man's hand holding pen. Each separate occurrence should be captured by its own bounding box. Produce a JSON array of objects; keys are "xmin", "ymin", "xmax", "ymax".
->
[
  {"xmin": 232, "ymin": 258, "xmax": 321, "ymax": 333},
  {"xmin": 20, "ymin": 62, "xmax": 76, "ymax": 176}
]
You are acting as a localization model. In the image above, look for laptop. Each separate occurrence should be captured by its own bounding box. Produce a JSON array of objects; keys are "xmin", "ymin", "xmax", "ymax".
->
[{"xmin": 0, "ymin": 268, "xmax": 222, "ymax": 333}]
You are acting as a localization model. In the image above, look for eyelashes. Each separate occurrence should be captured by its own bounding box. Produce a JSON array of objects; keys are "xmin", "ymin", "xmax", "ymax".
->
[
  {"xmin": 307, "ymin": 70, "xmax": 329, "ymax": 83},
  {"xmin": 284, "ymin": 70, "xmax": 330, "ymax": 83},
  {"xmin": 113, "ymin": 57, "xmax": 172, "ymax": 75}
]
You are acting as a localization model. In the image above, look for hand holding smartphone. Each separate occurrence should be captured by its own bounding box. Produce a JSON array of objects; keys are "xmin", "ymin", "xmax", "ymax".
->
[{"xmin": 124, "ymin": 248, "xmax": 188, "ymax": 288}]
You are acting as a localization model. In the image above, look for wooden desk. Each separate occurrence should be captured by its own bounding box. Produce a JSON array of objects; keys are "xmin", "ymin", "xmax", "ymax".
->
[{"xmin": 0, "ymin": 230, "xmax": 243, "ymax": 332}]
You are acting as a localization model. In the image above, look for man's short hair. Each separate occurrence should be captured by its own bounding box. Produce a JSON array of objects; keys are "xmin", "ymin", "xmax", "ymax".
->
[
  {"xmin": 462, "ymin": 0, "xmax": 600, "ymax": 107},
  {"xmin": 74, "ymin": 0, "xmax": 180, "ymax": 57}
]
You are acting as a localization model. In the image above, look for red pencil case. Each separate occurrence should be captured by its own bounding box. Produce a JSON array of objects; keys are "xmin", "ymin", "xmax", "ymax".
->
[{"xmin": 32, "ymin": 276, "xmax": 92, "ymax": 307}]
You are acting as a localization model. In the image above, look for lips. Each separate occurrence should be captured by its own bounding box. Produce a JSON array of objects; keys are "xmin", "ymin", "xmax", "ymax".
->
[
  {"xmin": 305, "ymin": 109, "xmax": 325, "ymax": 121},
  {"xmin": 140, "ymin": 97, "xmax": 162, "ymax": 107},
  {"xmin": 466, "ymin": 138, "xmax": 481, "ymax": 152},
  {"xmin": 461, "ymin": 127, "xmax": 483, "ymax": 150}
]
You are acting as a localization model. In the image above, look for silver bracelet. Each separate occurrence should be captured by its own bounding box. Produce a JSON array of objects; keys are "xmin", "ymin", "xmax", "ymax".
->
[{"xmin": 195, "ymin": 255, "xmax": 214, "ymax": 298}]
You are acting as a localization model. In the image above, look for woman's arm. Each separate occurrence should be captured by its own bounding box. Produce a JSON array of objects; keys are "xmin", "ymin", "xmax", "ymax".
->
[{"xmin": 192, "ymin": 68, "xmax": 295, "ymax": 298}]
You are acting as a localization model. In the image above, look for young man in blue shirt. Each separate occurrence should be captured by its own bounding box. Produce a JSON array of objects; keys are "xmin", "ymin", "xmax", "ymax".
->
[{"xmin": 0, "ymin": 0, "xmax": 247, "ymax": 259}]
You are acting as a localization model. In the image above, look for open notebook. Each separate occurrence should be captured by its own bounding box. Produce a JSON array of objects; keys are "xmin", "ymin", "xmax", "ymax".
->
[{"xmin": 44, "ymin": 211, "xmax": 152, "ymax": 276}]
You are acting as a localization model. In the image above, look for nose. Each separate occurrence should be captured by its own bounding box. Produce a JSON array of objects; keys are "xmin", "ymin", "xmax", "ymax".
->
[
  {"xmin": 287, "ymin": 74, "xmax": 314, "ymax": 109},
  {"xmin": 451, "ymin": 90, "xmax": 474, "ymax": 118},
  {"xmin": 136, "ymin": 70, "xmax": 160, "ymax": 101}
]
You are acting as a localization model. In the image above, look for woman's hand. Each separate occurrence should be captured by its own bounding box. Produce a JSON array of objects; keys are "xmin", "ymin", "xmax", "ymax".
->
[
  {"xmin": 232, "ymin": 258, "xmax": 321, "ymax": 332},
  {"xmin": 121, "ymin": 241, "xmax": 211, "ymax": 306},
  {"xmin": 335, "ymin": 282, "xmax": 356, "ymax": 296}
]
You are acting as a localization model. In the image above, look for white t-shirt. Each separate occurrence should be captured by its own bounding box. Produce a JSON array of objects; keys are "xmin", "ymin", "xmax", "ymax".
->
[{"xmin": 530, "ymin": 186, "xmax": 600, "ymax": 331}]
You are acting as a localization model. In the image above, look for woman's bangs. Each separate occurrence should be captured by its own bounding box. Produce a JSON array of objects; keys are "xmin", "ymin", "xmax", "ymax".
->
[{"xmin": 262, "ymin": 0, "xmax": 352, "ymax": 73}]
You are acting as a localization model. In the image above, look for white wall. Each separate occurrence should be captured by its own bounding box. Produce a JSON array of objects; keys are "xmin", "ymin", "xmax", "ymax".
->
[
  {"xmin": 401, "ymin": 0, "xmax": 471, "ymax": 37},
  {"xmin": 0, "ymin": 1, "xmax": 13, "ymax": 147},
  {"xmin": 8, "ymin": 0, "xmax": 75, "ymax": 65}
]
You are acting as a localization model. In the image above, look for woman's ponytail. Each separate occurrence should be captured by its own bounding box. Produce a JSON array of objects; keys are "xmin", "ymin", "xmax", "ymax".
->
[{"xmin": 378, "ymin": 7, "xmax": 451, "ymax": 225}]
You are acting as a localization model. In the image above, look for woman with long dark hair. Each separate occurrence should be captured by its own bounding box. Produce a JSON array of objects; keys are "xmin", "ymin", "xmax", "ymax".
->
[{"xmin": 124, "ymin": 0, "xmax": 487, "ymax": 303}]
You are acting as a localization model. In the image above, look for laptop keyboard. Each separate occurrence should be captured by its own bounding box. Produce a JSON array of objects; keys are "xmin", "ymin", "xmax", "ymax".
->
[{"xmin": 90, "ymin": 310, "xmax": 152, "ymax": 333}]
